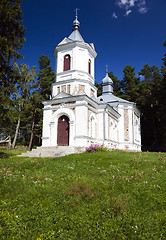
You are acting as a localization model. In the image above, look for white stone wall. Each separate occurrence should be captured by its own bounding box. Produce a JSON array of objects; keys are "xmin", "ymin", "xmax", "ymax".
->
[
  {"xmin": 56, "ymin": 44, "xmax": 95, "ymax": 83},
  {"xmin": 42, "ymin": 99, "xmax": 141, "ymax": 151},
  {"xmin": 115, "ymin": 104, "xmax": 141, "ymax": 151},
  {"xmin": 42, "ymin": 103, "xmax": 52, "ymax": 147}
]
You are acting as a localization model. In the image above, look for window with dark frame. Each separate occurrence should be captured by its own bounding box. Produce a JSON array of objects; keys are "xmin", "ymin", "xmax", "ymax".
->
[
  {"xmin": 88, "ymin": 59, "xmax": 91, "ymax": 75},
  {"xmin": 63, "ymin": 54, "xmax": 71, "ymax": 71}
]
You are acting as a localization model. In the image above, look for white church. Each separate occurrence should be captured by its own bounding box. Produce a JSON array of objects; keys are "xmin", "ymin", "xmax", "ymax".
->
[{"xmin": 41, "ymin": 14, "xmax": 141, "ymax": 151}]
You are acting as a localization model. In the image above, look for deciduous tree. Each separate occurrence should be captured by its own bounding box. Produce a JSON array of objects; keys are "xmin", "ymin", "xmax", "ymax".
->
[
  {"xmin": 12, "ymin": 64, "xmax": 37, "ymax": 148},
  {"xmin": 28, "ymin": 55, "xmax": 55, "ymax": 149}
]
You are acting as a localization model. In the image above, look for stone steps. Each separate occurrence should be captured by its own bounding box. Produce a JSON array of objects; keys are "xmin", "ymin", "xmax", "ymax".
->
[{"xmin": 18, "ymin": 146, "xmax": 84, "ymax": 158}]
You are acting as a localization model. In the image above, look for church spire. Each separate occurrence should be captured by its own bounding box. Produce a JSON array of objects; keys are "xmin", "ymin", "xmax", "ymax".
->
[
  {"xmin": 68, "ymin": 9, "xmax": 84, "ymax": 42},
  {"xmin": 73, "ymin": 8, "xmax": 80, "ymax": 31}
]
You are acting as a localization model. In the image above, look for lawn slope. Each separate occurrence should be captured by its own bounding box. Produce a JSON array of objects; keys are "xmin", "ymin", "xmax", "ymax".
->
[{"xmin": 0, "ymin": 150, "xmax": 166, "ymax": 239}]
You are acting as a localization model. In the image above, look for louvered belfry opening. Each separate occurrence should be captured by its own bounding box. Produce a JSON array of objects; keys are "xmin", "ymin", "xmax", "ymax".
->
[
  {"xmin": 57, "ymin": 115, "xmax": 69, "ymax": 146},
  {"xmin": 63, "ymin": 54, "xmax": 71, "ymax": 71}
]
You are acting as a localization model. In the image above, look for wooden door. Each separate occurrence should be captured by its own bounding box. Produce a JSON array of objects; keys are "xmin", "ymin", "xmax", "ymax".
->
[{"xmin": 57, "ymin": 115, "xmax": 69, "ymax": 146}]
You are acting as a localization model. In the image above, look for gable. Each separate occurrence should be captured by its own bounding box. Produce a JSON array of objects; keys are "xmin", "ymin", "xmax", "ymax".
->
[
  {"xmin": 58, "ymin": 37, "xmax": 73, "ymax": 46},
  {"xmin": 53, "ymin": 91, "xmax": 72, "ymax": 99}
]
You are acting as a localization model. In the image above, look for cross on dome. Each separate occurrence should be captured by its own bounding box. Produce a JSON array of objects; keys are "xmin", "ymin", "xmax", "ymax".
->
[
  {"xmin": 106, "ymin": 64, "xmax": 108, "ymax": 73},
  {"xmin": 73, "ymin": 8, "xmax": 80, "ymax": 31},
  {"xmin": 74, "ymin": 8, "xmax": 80, "ymax": 17}
]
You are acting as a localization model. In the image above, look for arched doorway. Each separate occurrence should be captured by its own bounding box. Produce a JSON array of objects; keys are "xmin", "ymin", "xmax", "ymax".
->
[{"xmin": 57, "ymin": 115, "xmax": 69, "ymax": 146}]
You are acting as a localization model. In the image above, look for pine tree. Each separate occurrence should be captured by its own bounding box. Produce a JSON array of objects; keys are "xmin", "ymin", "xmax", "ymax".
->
[
  {"xmin": 108, "ymin": 71, "xmax": 122, "ymax": 97},
  {"xmin": 95, "ymin": 81, "xmax": 102, "ymax": 97},
  {"xmin": 37, "ymin": 54, "xmax": 56, "ymax": 100},
  {"xmin": 160, "ymin": 40, "xmax": 166, "ymax": 149},
  {"xmin": 120, "ymin": 65, "xmax": 140, "ymax": 103},
  {"xmin": 138, "ymin": 64, "xmax": 163, "ymax": 150},
  {"xmin": 0, "ymin": 0, "xmax": 25, "ymax": 134}
]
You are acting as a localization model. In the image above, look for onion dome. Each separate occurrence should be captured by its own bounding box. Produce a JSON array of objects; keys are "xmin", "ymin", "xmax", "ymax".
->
[
  {"xmin": 102, "ymin": 72, "xmax": 113, "ymax": 84},
  {"xmin": 102, "ymin": 72, "xmax": 113, "ymax": 94},
  {"xmin": 73, "ymin": 16, "xmax": 80, "ymax": 31}
]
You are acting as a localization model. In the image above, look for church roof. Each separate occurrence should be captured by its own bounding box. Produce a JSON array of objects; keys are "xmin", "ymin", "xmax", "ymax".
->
[
  {"xmin": 97, "ymin": 93, "xmax": 134, "ymax": 111},
  {"xmin": 55, "ymin": 14, "xmax": 97, "ymax": 56},
  {"xmin": 67, "ymin": 14, "xmax": 85, "ymax": 42},
  {"xmin": 97, "ymin": 71, "xmax": 134, "ymax": 106},
  {"xmin": 58, "ymin": 14, "xmax": 85, "ymax": 46},
  {"xmin": 97, "ymin": 93, "xmax": 133, "ymax": 105},
  {"xmin": 68, "ymin": 29, "xmax": 84, "ymax": 42}
]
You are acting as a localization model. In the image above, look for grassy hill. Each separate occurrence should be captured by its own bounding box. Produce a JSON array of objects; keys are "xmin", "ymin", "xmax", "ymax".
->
[{"xmin": 0, "ymin": 149, "xmax": 166, "ymax": 239}]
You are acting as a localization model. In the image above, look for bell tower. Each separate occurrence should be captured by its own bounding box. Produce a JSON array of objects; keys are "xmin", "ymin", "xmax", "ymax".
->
[{"xmin": 52, "ymin": 13, "xmax": 97, "ymax": 98}]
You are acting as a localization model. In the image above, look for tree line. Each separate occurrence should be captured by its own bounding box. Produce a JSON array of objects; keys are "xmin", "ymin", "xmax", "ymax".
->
[
  {"xmin": 0, "ymin": 0, "xmax": 55, "ymax": 149},
  {"xmin": 0, "ymin": 0, "xmax": 166, "ymax": 151},
  {"xmin": 96, "ymin": 46, "xmax": 166, "ymax": 151}
]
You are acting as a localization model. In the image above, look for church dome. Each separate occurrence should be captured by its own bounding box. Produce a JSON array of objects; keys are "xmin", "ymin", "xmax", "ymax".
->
[
  {"xmin": 102, "ymin": 72, "xmax": 113, "ymax": 84},
  {"xmin": 73, "ymin": 16, "xmax": 80, "ymax": 31},
  {"xmin": 101, "ymin": 72, "xmax": 113, "ymax": 94}
]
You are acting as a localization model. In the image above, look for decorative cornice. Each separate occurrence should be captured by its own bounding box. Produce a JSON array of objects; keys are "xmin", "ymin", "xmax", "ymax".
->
[{"xmin": 54, "ymin": 41, "xmax": 97, "ymax": 58}]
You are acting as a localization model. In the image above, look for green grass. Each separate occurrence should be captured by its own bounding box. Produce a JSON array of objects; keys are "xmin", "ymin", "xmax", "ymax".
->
[{"xmin": 0, "ymin": 150, "xmax": 166, "ymax": 239}]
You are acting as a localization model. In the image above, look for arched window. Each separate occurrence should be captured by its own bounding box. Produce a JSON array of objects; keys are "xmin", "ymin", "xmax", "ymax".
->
[
  {"xmin": 109, "ymin": 121, "xmax": 113, "ymax": 140},
  {"xmin": 90, "ymin": 116, "xmax": 95, "ymax": 138},
  {"xmin": 63, "ymin": 54, "xmax": 71, "ymax": 71},
  {"xmin": 134, "ymin": 119, "xmax": 138, "ymax": 141},
  {"xmin": 88, "ymin": 59, "xmax": 91, "ymax": 75}
]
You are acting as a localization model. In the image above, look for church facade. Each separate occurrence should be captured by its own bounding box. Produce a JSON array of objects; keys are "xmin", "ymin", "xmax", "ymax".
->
[{"xmin": 42, "ymin": 15, "xmax": 141, "ymax": 151}]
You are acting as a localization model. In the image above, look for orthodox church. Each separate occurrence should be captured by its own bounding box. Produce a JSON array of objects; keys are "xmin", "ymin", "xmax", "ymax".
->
[{"xmin": 42, "ymin": 15, "xmax": 141, "ymax": 151}]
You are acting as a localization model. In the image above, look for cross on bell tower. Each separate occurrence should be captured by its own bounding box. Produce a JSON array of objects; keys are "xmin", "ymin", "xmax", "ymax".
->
[
  {"xmin": 73, "ymin": 8, "xmax": 80, "ymax": 31},
  {"xmin": 74, "ymin": 8, "xmax": 80, "ymax": 17}
]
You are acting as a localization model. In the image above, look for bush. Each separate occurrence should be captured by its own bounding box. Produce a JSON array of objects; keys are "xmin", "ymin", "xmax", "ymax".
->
[{"xmin": 85, "ymin": 144, "xmax": 108, "ymax": 153}]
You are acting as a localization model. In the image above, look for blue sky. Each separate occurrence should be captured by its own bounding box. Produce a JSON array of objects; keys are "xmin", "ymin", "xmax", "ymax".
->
[{"xmin": 21, "ymin": 0, "xmax": 166, "ymax": 83}]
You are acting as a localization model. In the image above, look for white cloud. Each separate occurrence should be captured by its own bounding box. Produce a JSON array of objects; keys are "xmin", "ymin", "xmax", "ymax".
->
[
  {"xmin": 116, "ymin": 0, "xmax": 148, "ymax": 15},
  {"xmin": 138, "ymin": 6, "xmax": 147, "ymax": 13},
  {"xmin": 112, "ymin": 12, "xmax": 118, "ymax": 19},
  {"xmin": 117, "ymin": 0, "xmax": 137, "ymax": 9},
  {"xmin": 130, "ymin": 0, "xmax": 137, "ymax": 7},
  {"xmin": 138, "ymin": 0, "xmax": 148, "ymax": 13},
  {"xmin": 125, "ymin": 9, "xmax": 132, "ymax": 16}
]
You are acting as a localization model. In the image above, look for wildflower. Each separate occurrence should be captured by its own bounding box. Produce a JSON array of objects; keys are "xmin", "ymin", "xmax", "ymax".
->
[{"xmin": 45, "ymin": 178, "xmax": 52, "ymax": 181}]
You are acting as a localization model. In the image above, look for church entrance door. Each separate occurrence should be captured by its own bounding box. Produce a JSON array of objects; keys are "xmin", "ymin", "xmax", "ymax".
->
[{"xmin": 57, "ymin": 115, "xmax": 69, "ymax": 146}]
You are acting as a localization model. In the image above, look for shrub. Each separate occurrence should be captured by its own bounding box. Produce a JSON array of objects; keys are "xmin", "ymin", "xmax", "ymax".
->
[{"xmin": 85, "ymin": 144, "xmax": 108, "ymax": 153}]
